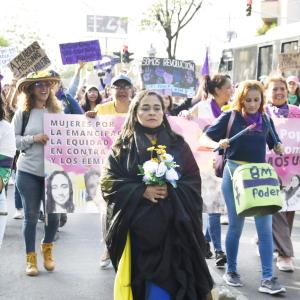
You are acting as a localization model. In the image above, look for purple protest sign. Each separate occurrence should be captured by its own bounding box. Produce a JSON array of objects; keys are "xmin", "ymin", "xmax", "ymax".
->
[{"xmin": 59, "ymin": 40, "xmax": 101, "ymax": 65}]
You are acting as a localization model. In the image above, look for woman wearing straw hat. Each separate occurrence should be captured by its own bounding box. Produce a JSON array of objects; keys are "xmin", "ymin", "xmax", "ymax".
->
[{"xmin": 12, "ymin": 70, "xmax": 62, "ymax": 276}]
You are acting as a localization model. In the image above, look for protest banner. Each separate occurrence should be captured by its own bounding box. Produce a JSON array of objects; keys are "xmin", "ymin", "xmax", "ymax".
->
[
  {"xmin": 8, "ymin": 42, "xmax": 51, "ymax": 79},
  {"xmin": 44, "ymin": 114, "xmax": 300, "ymax": 213},
  {"xmin": 141, "ymin": 57, "xmax": 196, "ymax": 97},
  {"xmin": 0, "ymin": 46, "xmax": 17, "ymax": 67},
  {"xmin": 59, "ymin": 40, "xmax": 101, "ymax": 65},
  {"xmin": 265, "ymin": 118, "xmax": 300, "ymax": 212},
  {"xmin": 44, "ymin": 114, "xmax": 201, "ymax": 213},
  {"xmin": 278, "ymin": 53, "xmax": 300, "ymax": 71}
]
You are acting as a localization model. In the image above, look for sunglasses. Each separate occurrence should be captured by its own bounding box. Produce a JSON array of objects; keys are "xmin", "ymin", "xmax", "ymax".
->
[
  {"xmin": 112, "ymin": 85, "xmax": 131, "ymax": 90},
  {"xmin": 33, "ymin": 81, "xmax": 51, "ymax": 88}
]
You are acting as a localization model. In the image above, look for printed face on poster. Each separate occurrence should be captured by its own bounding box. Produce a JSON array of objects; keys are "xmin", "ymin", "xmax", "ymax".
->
[
  {"xmin": 141, "ymin": 57, "xmax": 196, "ymax": 97},
  {"xmin": 59, "ymin": 40, "xmax": 102, "ymax": 65}
]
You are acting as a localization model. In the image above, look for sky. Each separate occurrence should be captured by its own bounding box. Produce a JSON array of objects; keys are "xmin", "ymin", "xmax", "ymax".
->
[{"xmin": 0, "ymin": 0, "xmax": 263, "ymax": 75}]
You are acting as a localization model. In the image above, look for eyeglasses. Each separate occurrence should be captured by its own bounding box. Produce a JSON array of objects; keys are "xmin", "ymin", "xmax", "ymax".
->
[
  {"xmin": 33, "ymin": 81, "xmax": 51, "ymax": 88},
  {"xmin": 112, "ymin": 85, "xmax": 131, "ymax": 90}
]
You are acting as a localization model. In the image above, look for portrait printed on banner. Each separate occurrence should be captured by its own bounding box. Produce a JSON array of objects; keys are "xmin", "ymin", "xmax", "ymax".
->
[
  {"xmin": 46, "ymin": 171, "xmax": 75, "ymax": 213},
  {"xmin": 83, "ymin": 168, "xmax": 102, "ymax": 213},
  {"xmin": 281, "ymin": 174, "xmax": 300, "ymax": 212}
]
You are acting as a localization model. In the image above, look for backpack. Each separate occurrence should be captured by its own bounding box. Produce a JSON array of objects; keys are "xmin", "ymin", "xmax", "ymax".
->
[{"xmin": 12, "ymin": 110, "xmax": 31, "ymax": 170}]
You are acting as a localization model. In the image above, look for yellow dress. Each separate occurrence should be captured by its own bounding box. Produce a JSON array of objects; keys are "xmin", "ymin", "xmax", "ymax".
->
[{"xmin": 114, "ymin": 232, "xmax": 133, "ymax": 300}]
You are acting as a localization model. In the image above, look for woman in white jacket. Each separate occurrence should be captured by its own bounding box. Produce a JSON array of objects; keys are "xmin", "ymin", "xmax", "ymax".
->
[{"xmin": 0, "ymin": 84, "xmax": 17, "ymax": 248}]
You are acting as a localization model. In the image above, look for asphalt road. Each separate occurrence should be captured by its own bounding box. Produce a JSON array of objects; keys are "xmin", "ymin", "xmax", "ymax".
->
[{"xmin": 0, "ymin": 186, "xmax": 299, "ymax": 300}]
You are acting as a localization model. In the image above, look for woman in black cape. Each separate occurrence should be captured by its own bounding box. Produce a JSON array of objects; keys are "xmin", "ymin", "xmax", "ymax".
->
[{"xmin": 101, "ymin": 90, "xmax": 213, "ymax": 300}]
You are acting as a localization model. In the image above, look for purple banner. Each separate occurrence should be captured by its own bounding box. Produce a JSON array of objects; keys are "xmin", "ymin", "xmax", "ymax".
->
[{"xmin": 59, "ymin": 40, "xmax": 101, "ymax": 65}]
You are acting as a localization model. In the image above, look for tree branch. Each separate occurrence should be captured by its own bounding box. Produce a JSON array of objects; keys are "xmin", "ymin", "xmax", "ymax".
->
[{"xmin": 178, "ymin": 1, "xmax": 203, "ymax": 32}]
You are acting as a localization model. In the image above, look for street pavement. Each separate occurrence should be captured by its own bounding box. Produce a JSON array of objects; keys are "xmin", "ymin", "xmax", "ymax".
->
[{"xmin": 0, "ymin": 185, "xmax": 299, "ymax": 300}]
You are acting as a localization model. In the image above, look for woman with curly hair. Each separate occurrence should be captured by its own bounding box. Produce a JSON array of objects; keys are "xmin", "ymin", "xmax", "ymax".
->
[{"xmin": 12, "ymin": 70, "xmax": 62, "ymax": 276}]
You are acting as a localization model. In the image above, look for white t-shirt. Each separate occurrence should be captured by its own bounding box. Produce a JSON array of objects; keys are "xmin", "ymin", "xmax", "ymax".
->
[
  {"xmin": 0, "ymin": 120, "xmax": 16, "ymax": 158},
  {"xmin": 193, "ymin": 99, "xmax": 215, "ymax": 119}
]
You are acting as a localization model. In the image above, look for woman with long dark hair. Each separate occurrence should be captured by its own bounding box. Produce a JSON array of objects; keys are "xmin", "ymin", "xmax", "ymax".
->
[
  {"xmin": 101, "ymin": 90, "xmax": 213, "ymax": 300},
  {"xmin": 80, "ymin": 85, "xmax": 102, "ymax": 112},
  {"xmin": 46, "ymin": 171, "xmax": 74, "ymax": 213}
]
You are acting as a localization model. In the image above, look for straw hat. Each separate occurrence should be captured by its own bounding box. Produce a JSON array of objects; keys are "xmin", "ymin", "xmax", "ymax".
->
[{"xmin": 17, "ymin": 70, "xmax": 60, "ymax": 93}]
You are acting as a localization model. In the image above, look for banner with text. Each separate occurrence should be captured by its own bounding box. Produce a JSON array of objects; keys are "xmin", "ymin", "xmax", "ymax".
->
[
  {"xmin": 59, "ymin": 40, "xmax": 101, "ymax": 65},
  {"xmin": 141, "ymin": 57, "xmax": 196, "ymax": 97},
  {"xmin": 44, "ymin": 114, "xmax": 300, "ymax": 213},
  {"xmin": 278, "ymin": 53, "xmax": 300, "ymax": 71},
  {"xmin": 8, "ymin": 42, "xmax": 51, "ymax": 79},
  {"xmin": 44, "ymin": 114, "xmax": 201, "ymax": 213}
]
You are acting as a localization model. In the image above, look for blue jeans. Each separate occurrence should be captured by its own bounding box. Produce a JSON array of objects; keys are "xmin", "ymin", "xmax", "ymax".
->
[
  {"xmin": 16, "ymin": 171, "xmax": 59, "ymax": 253},
  {"xmin": 0, "ymin": 190, "xmax": 7, "ymax": 248},
  {"xmin": 14, "ymin": 184, "xmax": 23, "ymax": 209},
  {"xmin": 146, "ymin": 282, "xmax": 171, "ymax": 300},
  {"xmin": 205, "ymin": 213, "xmax": 222, "ymax": 252},
  {"xmin": 222, "ymin": 160, "xmax": 273, "ymax": 280}
]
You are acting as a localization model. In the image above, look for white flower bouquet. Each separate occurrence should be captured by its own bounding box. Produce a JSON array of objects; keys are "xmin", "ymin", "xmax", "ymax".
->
[{"xmin": 138, "ymin": 145, "xmax": 180, "ymax": 188}]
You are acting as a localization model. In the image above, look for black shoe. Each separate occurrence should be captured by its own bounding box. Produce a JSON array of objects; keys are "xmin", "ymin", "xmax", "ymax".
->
[
  {"xmin": 38, "ymin": 210, "xmax": 45, "ymax": 223},
  {"xmin": 205, "ymin": 241, "xmax": 213, "ymax": 259},
  {"xmin": 215, "ymin": 250, "xmax": 227, "ymax": 268},
  {"xmin": 59, "ymin": 213, "xmax": 68, "ymax": 227}
]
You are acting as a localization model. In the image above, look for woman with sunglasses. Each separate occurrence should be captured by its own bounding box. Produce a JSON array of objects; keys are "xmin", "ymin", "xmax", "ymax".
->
[{"xmin": 13, "ymin": 70, "xmax": 62, "ymax": 276}]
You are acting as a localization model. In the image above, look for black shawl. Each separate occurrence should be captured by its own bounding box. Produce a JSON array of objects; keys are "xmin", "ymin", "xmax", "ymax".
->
[{"xmin": 101, "ymin": 128, "xmax": 213, "ymax": 300}]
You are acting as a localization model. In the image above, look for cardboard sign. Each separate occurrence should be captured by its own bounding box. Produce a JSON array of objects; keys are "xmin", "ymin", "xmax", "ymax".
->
[
  {"xmin": 0, "ymin": 46, "xmax": 17, "ymax": 67},
  {"xmin": 59, "ymin": 40, "xmax": 101, "ymax": 65},
  {"xmin": 141, "ymin": 57, "xmax": 196, "ymax": 97},
  {"xmin": 8, "ymin": 42, "xmax": 51, "ymax": 79},
  {"xmin": 278, "ymin": 53, "xmax": 300, "ymax": 71}
]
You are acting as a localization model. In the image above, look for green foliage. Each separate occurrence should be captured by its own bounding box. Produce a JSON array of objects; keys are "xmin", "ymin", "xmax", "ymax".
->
[
  {"xmin": 0, "ymin": 36, "xmax": 10, "ymax": 47},
  {"xmin": 256, "ymin": 21, "xmax": 277, "ymax": 36}
]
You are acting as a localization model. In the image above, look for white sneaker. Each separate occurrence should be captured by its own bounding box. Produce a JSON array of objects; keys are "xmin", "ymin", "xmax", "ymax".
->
[
  {"xmin": 13, "ymin": 209, "xmax": 24, "ymax": 219},
  {"xmin": 220, "ymin": 215, "xmax": 229, "ymax": 225},
  {"xmin": 100, "ymin": 258, "xmax": 113, "ymax": 270},
  {"xmin": 276, "ymin": 256, "xmax": 294, "ymax": 272}
]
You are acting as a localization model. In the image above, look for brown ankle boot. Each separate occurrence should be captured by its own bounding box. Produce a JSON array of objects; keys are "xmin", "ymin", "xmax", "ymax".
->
[
  {"xmin": 41, "ymin": 243, "xmax": 55, "ymax": 271},
  {"xmin": 26, "ymin": 252, "xmax": 38, "ymax": 276}
]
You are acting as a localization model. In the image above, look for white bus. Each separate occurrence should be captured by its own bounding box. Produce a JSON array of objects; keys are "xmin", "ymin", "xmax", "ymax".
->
[{"xmin": 218, "ymin": 22, "xmax": 300, "ymax": 84}]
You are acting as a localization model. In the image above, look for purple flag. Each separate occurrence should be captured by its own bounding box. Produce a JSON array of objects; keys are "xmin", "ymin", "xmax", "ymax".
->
[{"xmin": 201, "ymin": 48, "xmax": 209, "ymax": 76}]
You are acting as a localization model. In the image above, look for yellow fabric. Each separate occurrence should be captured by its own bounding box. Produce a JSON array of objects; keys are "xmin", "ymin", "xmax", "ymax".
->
[
  {"xmin": 231, "ymin": 160, "xmax": 248, "ymax": 165},
  {"xmin": 221, "ymin": 103, "xmax": 233, "ymax": 112},
  {"xmin": 95, "ymin": 101, "xmax": 127, "ymax": 115},
  {"xmin": 114, "ymin": 232, "xmax": 133, "ymax": 300}
]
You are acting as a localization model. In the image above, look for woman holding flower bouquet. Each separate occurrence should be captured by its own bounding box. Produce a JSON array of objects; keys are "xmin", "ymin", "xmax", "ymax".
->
[{"xmin": 101, "ymin": 90, "xmax": 213, "ymax": 300}]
